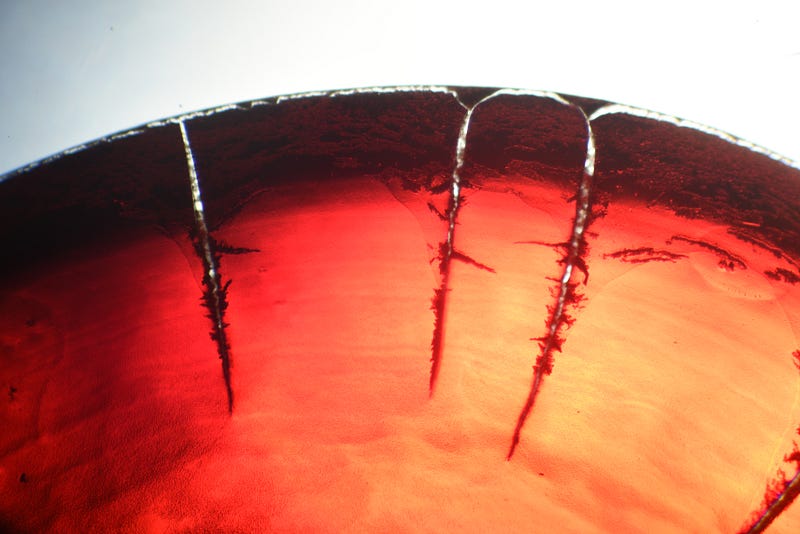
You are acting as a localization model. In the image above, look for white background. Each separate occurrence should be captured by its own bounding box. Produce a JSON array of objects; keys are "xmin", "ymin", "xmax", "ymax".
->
[{"xmin": 1, "ymin": 0, "xmax": 798, "ymax": 175}]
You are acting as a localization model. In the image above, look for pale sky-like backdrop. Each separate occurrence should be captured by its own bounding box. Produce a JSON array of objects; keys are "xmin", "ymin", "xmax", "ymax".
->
[{"xmin": 1, "ymin": 0, "xmax": 798, "ymax": 176}]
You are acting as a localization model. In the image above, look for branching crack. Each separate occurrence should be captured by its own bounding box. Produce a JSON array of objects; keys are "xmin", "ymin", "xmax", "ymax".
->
[
  {"xmin": 507, "ymin": 102, "xmax": 596, "ymax": 460},
  {"xmin": 428, "ymin": 90, "xmax": 501, "ymax": 396},
  {"xmin": 179, "ymin": 121, "xmax": 234, "ymax": 414},
  {"xmin": 741, "ymin": 470, "xmax": 800, "ymax": 533}
]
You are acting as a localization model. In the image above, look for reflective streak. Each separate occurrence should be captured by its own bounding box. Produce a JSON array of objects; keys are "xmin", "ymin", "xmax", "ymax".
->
[{"xmin": 179, "ymin": 120, "xmax": 234, "ymax": 413}]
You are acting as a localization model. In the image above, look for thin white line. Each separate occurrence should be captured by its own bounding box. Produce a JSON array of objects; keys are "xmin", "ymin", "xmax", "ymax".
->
[
  {"xmin": 275, "ymin": 90, "xmax": 329, "ymax": 103},
  {"xmin": 330, "ymin": 85, "xmax": 456, "ymax": 97},
  {"xmin": 146, "ymin": 103, "xmax": 246, "ymax": 128},
  {"xmin": 178, "ymin": 121, "xmax": 222, "ymax": 332},
  {"xmin": 490, "ymin": 87, "xmax": 573, "ymax": 106},
  {"xmin": 3, "ymin": 128, "xmax": 148, "ymax": 179},
  {"xmin": 6, "ymin": 86, "xmax": 797, "ymax": 182},
  {"xmin": 589, "ymin": 103, "xmax": 800, "ymax": 171}
]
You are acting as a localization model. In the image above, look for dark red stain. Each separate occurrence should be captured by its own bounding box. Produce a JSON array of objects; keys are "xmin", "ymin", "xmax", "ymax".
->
[
  {"xmin": 667, "ymin": 235, "xmax": 747, "ymax": 270},
  {"xmin": 765, "ymin": 268, "xmax": 800, "ymax": 285},
  {"xmin": 603, "ymin": 247, "xmax": 688, "ymax": 264}
]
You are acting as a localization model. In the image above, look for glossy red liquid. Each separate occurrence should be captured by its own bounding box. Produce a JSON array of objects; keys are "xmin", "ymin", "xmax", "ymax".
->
[{"xmin": 1, "ymin": 88, "xmax": 799, "ymax": 532}]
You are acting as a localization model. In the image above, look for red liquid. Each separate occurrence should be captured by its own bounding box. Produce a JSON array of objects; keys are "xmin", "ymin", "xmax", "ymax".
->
[{"xmin": 1, "ymin": 88, "xmax": 799, "ymax": 532}]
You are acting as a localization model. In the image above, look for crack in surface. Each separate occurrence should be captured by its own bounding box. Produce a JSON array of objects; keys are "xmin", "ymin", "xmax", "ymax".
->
[
  {"xmin": 428, "ymin": 90, "xmax": 501, "ymax": 396},
  {"xmin": 507, "ymin": 100, "xmax": 596, "ymax": 460},
  {"xmin": 179, "ymin": 121, "xmax": 234, "ymax": 414},
  {"xmin": 743, "ymin": 470, "xmax": 800, "ymax": 533}
]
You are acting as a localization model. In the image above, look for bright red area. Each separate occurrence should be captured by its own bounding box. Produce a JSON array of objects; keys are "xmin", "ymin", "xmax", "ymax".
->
[{"xmin": 2, "ymin": 174, "xmax": 800, "ymax": 532}]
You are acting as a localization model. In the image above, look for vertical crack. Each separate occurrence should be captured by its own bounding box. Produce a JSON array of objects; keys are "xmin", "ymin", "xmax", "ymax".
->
[
  {"xmin": 179, "ymin": 121, "xmax": 234, "ymax": 414},
  {"xmin": 428, "ymin": 91, "xmax": 500, "ymax": 396},
  {"xmin": 507, "ymin": 103, "xmax": 596, "ymax": 460}
]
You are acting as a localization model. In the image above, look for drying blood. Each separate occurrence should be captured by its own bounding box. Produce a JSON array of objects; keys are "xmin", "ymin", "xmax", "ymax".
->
[{"xmin": 1, "ymin": 88, "xmax": 799, "ymax": 533}]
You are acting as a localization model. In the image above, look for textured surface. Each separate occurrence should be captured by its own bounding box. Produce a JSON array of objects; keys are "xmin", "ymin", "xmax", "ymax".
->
[{"xmin": 1, "ymin": 87, "xmax": 800, "ymax": 532}]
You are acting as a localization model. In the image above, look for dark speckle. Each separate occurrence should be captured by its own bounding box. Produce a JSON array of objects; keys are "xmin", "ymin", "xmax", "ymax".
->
[{"xmin": 19, "ymin": 473, "xmax": 28, "ymax": 483}]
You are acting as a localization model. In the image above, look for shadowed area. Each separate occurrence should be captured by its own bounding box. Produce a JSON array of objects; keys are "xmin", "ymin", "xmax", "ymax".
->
[{"xmin": 0, "ymin": 125, "xmax": 193, "ymax": 282}]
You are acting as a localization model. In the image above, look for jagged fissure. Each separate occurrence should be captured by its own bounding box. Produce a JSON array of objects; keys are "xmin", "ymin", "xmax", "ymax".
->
[
  {"xmin": 428, "ymin": 90, "xmax": 502, "ymax": 396},
  {"xmin": 507, "ymin": 104, "xmax": 596, "ymax": 460},
  {"xmin": 743, "ymin": 470, "xmax": 800, "ymax": 534},
  {"xmin": 179, "ymin": 121, "xmax": 234, "ymax": 414}
]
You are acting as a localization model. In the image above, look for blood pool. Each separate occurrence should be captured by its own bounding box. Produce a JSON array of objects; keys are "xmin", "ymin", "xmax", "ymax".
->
[{"xmin": 1, "ymin": 88, "xmax": 799, "ymax": 533}]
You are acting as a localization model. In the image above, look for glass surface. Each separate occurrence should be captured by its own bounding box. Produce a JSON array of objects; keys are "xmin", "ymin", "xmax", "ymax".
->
[{"xmin": 1, "ymin": 87, "xmax": 799, "ymax": 533}]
